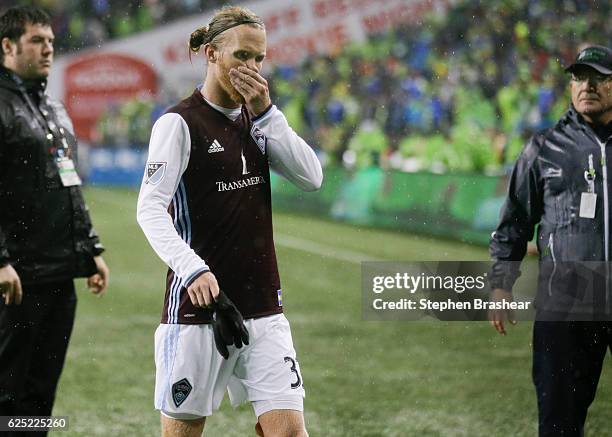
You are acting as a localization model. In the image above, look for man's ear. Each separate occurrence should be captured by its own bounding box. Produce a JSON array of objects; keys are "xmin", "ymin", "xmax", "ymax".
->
[
  {"xmin": 204, "ymin": 43, "xmax": 217, "ymax": 64},
  {"xmin": 1, "ymin": 37, "xmax": 16, "ymax": 58}
]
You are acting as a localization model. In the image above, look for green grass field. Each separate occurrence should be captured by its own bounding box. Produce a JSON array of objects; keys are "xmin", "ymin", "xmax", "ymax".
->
[{"xmin": 50, "ymin": 187, "xmax": 612, "ymax": 436}]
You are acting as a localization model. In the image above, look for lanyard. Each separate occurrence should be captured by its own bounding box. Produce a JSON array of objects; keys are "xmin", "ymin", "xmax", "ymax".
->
[
  {"xmin": 585, "ymin": 153, "xmax": 596, "ymax": 193},
  {"xmin": 13, "ymin": 76, "xmax": 70, "ymax": 153}
]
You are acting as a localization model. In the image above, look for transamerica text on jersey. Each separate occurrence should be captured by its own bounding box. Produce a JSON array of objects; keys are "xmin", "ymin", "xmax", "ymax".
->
[{"xmin": 216, "ymin": 175, "xmax": 266, "ymax": 192}]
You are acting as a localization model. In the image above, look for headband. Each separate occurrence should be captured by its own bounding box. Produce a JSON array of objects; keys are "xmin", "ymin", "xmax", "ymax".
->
[{"xmin": 204, "ymin": 18, "xmax": 263, "ymax": 45}]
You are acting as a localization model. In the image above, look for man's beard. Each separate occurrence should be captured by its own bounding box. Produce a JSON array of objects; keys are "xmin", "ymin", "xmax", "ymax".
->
[
  {"xmin": 579, "ymin": 100, "xmax": 612, "ymax": 117},
  {"xmin": 218, "ymin": 60, "xmax": 245, "ymax": 105},
  {"xmin": 15, "ymin": 43, "xmax": 50, "ymax": 80}
]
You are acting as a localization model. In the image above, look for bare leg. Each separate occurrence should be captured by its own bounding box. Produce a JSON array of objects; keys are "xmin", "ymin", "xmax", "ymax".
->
[
  {"xmin": 257, "ymin": 410, "xmax": 307, "ymax": 437},
  {"xmin": 161, "ymin": 414, "xmax": 206, "ymax": 437}
]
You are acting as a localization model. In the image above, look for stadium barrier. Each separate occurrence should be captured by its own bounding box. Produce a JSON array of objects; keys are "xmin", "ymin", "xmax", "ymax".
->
[
  {"xmin": 87, "ymin": 147, "xmax": 148, "ymax": 186},
  {"xmin": 85, "ymin": 148, "xmax": 505, "ymax": 245},
  {"xmin": 270, "ymin": 167, "xmax": 506, "ymax": 246}
]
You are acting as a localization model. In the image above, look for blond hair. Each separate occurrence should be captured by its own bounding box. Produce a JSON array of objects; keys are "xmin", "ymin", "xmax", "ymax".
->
[{"xmin": 189, "ymin": 6, "xmax": 264, "ymax": 57}]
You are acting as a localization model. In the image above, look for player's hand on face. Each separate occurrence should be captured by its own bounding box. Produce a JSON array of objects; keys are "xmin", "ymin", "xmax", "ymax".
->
[
  {"xmin": 187, "ymin": 271, "xmax": 220, "ymax": 308},
  {"xmin": 229, "ymin": 66, "xmax": 271, "ymax": 116},
  {"xmin": 88, "ymin": 255, "xmax": 109, "ymax": 296},
  {"xmin": 488, "ymin": 288, "xmax": 516, "ymax": 335},
  {"xmin": 0, "ymin": 264, "xmax": 22, "ymax": 305}
]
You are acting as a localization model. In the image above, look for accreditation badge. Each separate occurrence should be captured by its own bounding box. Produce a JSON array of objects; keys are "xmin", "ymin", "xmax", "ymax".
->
[
  {"xmin": 57, "ymin": 157, "xmax": 82, "ymax": 187},
  {"xmin": 579, "ymin": 192, "xmax": 597, "ymax": 219},
  {"xmin": 580, "ymin": 154, "xmax": 597, "ymax": 219}
]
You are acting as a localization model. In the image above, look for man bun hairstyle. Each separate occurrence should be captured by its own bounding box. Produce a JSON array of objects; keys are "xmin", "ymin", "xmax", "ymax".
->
[
  {"xmin": 189, "ymin": 6, "xmax": 264, "ymax": 59},
  {"xmin": 0, "ymin": 5, "xmax": 51, "ymax": 62}
]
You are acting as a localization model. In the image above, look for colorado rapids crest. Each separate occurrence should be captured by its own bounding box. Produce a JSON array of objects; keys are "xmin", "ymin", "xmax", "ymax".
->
[
  {"xmin": 171, "ymin": 378, "xmax": 192, "ymax": 407},
  {"xmin": 250, "ymin": 126, "xmax": 267, "ymax": 154}
]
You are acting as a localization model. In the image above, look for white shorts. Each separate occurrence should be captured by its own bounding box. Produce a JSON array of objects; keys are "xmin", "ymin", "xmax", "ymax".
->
[{"xmin": 154, "ymin": 313, "xmax": 305, "ymax": 419}]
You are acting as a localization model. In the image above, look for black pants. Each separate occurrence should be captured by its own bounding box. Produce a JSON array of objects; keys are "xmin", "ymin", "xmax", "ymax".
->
[
  {"xmin": 0, "ymin": 280, "xmax": 76, "ymax": 437},
  {"xmin": 533, "ymin": 321, "xmax": 612, "ymax": 437}
]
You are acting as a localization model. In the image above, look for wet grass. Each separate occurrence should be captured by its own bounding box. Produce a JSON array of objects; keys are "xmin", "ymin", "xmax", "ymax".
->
[{"xmin": 49, "ymin": 187, "xmax": 612, "ymax": 436}]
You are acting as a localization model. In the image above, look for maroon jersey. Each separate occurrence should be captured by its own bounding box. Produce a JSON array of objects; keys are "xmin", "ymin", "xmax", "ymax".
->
[{"xmin": 161, "ymin": 90, "xmax": 282, "ymax": 324}]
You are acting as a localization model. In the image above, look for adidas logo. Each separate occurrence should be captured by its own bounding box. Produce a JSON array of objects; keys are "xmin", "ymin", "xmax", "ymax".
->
[{"xmin": 208, "ymin": 139, "xmax": 224, "ymax": 153}]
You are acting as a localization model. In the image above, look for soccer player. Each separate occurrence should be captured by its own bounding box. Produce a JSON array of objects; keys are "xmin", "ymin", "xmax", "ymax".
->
[{"xmin": 136, "ymin": 6, "xmax": 322, "ymax": 437}]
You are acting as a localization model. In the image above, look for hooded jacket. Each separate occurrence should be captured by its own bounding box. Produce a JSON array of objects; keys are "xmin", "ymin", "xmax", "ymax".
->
[
  {"xmin": 490, "ymin": 106, "xmax": 612, "ymax": 317},
  {"xmin": 0, "ymin": 66, "xmax": 103, "ymax": 285}
]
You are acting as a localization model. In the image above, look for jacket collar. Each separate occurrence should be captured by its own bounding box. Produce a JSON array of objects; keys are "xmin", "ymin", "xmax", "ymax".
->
[
  {"xmin": 562, "ymin": 104, "xmax": 611, "ymax": 144},
  {"xmin": 564, "ymin": 105, "xmax": 586, "ymax": 127},
  {"xmin": 0, "ymin": 65, "xmax": 47, "ymax": 94}
]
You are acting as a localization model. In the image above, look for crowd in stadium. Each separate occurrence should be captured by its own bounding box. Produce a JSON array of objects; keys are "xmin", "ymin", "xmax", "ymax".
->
[
  {"xmin": 15, "ymin": 0, "xmax": 610, "ymax": 174},
  {"xmin": 265, "ymin": 0, "xmax": 610, "ymax": 172},
  {"xmin": 6, "ymin": 0, "xmax": 228, "ymax": 49}
]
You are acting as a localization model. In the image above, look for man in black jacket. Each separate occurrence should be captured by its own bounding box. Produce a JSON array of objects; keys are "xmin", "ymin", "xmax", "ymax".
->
[
  {"xmin": 0, "ymin": 6, "xmax": 109, "ymax": 431},
  {"xmin": 490, "ymin": 45, "xmax": 612, "ymax": 437}
]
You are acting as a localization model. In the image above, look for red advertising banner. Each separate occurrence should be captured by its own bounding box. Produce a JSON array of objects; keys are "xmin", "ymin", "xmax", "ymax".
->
[{"xmin": 64, "ymin": 53, "xmax": 158, "ymax": 140}]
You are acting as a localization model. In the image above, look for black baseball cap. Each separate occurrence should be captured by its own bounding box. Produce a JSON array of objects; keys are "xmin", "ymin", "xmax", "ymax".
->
[{"xmin": 565, "ymin": 45, "xmax": 612, "ymax": 75}]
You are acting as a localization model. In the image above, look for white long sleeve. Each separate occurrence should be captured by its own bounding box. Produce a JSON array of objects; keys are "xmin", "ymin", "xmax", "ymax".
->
[
  {"xmin": 136, "ymin": 113, "xmax": 209, "ymax": 286},
  {"xmin": 252, "ymin": 105, "xmax": 323, "ymax": 191}
]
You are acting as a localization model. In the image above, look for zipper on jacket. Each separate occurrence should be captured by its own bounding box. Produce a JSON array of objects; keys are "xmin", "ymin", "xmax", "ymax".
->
[
  {"xmin": 599, "ymin": 139, "xmax": 609, "ymax": 262},
  {"xmin": 599, "ymin": 138, "xmax": 611, "ymax": 313},
  {"xmin": 548, "ymin": 233, "xmax": 556, "ymax": 297}
]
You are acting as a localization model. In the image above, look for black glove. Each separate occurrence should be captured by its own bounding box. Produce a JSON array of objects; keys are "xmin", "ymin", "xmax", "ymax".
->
[{"xmin": 212, "ymin": 290, "xmax": 249, "ymax": 359}]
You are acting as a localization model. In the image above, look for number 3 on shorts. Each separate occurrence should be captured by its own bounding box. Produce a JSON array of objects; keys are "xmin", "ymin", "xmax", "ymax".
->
[{"xmin": 284, "ymin": 356, "xmax": 302, "ymax": 389}]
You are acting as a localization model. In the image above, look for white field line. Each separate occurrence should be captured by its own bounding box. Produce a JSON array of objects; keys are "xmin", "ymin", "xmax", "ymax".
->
[{"xmin": 274, "ymin": 234, "xmax": 383, "ymax": 264}]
